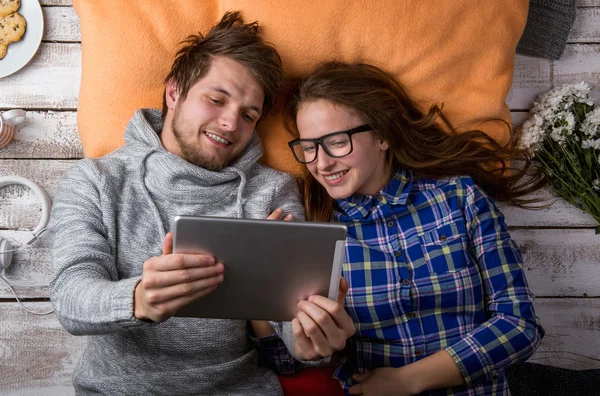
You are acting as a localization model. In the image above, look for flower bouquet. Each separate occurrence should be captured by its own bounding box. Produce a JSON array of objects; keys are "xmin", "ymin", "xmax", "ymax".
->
[{"xmin": 521, "ymin": 82, "xmax": 600, "ymax": 233}]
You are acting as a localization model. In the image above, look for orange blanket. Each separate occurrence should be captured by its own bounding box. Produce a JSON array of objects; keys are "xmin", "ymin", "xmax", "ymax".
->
[{"xmin": 74, "ymin": 0, "xmax": 528, "ymax": 177}]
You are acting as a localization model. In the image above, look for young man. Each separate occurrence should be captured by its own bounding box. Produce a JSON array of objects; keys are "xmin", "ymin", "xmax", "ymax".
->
[{"xmin": 50, "ymin": 12, "xmax": 353, "ymax": 395}]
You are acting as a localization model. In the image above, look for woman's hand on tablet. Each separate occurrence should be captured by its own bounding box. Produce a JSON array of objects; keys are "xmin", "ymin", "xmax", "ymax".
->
[
  {"xmin": 292, "ymin": 277, "xmax": 356, "ymax": 360},
  {"xmin": 266, "ymin": 207, "xmax": 294, "ymax": 221},
  {"xmin": 134, "ymin": 232, "xmax": 225, "ymax": 322}
]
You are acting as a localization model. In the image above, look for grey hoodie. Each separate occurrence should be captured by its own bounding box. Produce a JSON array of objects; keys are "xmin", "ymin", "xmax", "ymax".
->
[{"xmin": 49, "ymin": 109, "xmax": 305, "ymax": 395}]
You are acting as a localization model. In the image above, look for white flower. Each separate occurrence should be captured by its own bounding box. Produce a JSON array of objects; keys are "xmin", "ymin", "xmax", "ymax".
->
[
  {"xmin": 582, "ymin": 139, "xmax": 600, "ymax": 150},
  {"xmin": 521, "ymin": 114, "xmax": 546, "ymax": 152},
  {"xmin": 532, "ymin": 82, "xmax": 593, "ymax": 115},
  {"xmin": 593, "ymin": 179, "xmax": 600, "ymax": 191},
  {"xmin": 549, "ymin": 111, "xmax": 576, "ymax": 144},
  {"xmin": 570, "ymin": 81, "xmax": 593, "ymax": 105},
  {"xmin": 581, "ymin": 108, "xmax": 600, "ymax": 138}
]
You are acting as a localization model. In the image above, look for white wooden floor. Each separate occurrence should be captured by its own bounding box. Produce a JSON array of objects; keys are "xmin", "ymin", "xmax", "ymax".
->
[{"xmin": 1, "ymin": 1, "xmax": 599, "ymax": 394}]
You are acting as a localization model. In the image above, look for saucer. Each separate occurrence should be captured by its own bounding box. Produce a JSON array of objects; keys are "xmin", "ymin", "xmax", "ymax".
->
[{"xmin": 0, "ymin": 0, "xmax": 44, "ymax": 79}]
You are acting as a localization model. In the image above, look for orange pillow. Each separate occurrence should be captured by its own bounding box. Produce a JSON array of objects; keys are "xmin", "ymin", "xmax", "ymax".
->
[{"xmin": 74, "ymin": 0, "xmax": 528, "ymax": 177}]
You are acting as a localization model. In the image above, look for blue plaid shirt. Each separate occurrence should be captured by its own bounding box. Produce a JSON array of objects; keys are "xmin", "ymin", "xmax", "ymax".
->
[{"xmin": 253, "ymin": 168, "xmax": 543, "ymax": 395}]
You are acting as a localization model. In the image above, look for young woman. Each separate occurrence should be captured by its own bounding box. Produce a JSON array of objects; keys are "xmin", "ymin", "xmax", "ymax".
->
[{"xmin": 281, "ymin": 62, "xmax": 546, "ymax": 396}]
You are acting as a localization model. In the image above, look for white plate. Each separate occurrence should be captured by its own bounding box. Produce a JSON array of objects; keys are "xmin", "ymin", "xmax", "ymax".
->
[{"xmin": 0, "ymin": 0, "xmax": 44, "ymax": 79}]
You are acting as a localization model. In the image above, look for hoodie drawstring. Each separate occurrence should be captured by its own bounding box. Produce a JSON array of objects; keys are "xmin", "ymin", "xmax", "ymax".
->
[
  {"xmin": 139, "ymin": 148, "xmax": 166, "ymax": 238},
  {"xmin": 232, "ymin": 168, "xmax": 247, "ymax": 218}
]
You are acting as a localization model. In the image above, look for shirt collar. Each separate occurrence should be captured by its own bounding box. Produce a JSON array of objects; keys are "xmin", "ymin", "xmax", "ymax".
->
[{"xmin": 334, "ymin": 168, "xmax": 413, "ymax": 220}]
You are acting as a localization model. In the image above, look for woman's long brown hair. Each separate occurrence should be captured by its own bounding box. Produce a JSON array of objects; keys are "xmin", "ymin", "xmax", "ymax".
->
[{"xmin": 283, "ymin": 62, "xmax": 547, "ymax": 222}]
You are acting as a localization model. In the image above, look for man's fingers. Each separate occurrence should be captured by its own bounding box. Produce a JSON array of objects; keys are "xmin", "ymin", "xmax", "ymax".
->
[
  {"xmin": 143, "ymin": 273, "xmax": 224, "ymax": 305},
  {"xmin": 337, "ymin": 276, "xmax": 349, "ymax": 306},
  {"xmin": 148, "ymin": 284, "xmax": 219, "ymax": 321},
  {"xmin": 146, "ymin": 254, "xmax": 217, "ymax": 271},
  {"xmin": 142, "ymin": 264, "xmax": 225, "ymax": 289},
  {"xmin": 162, "ymin": 232, "xmax": 173, "ymax": 255},
  {"xmin": 266, "ymin": 208, "xmax": 284, "ymax": 220}
]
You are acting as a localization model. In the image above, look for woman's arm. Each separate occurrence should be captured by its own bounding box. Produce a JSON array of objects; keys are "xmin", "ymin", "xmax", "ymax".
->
[
  {"xmin": 443, "ymin": 180, "xmax": 544, "ymax": 386},
  {"xmin": 350, "ymin": 350, "xmax": 464, "ymax": 395}
]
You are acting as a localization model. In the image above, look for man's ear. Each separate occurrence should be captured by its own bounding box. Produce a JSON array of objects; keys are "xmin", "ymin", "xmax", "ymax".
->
[{"xmin": 165, "ymin": 79, "xmax": 180, "ymax": 110}]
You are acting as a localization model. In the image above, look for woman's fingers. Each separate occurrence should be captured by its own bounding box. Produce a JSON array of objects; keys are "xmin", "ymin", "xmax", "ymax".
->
[
  {"xmin": 291, "ymin": 318, "xmax": 319, "ymax": 360},
  {"xmin": 306, "ymin": 295, "xmax": 356, "ymax": 337}
]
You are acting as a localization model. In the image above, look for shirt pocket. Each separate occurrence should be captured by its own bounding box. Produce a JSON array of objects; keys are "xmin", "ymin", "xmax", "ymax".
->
[{"xmin": 419, "ymin": 222, "xmax": 472, "ymax": 274}]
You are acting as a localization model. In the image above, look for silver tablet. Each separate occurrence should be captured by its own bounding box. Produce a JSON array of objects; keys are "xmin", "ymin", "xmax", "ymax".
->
[{"xmin": 172, "ymin": 215, "xmax": 347, "ymax": 321}]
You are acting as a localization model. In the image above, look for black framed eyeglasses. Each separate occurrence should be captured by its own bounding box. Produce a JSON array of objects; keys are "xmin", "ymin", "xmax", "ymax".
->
[{"xmin": 288, "ymin": 124, "xmax": 372, "ymax": 164}]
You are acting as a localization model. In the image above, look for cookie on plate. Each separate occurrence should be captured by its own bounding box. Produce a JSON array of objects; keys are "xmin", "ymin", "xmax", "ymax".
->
[
  {"xmin": 0, "ymin": 0, "xmax": 20, "ymax": 18},
  {"xmin": 0, "ymin": 11, "xmax": 26, "ymax": 60}
]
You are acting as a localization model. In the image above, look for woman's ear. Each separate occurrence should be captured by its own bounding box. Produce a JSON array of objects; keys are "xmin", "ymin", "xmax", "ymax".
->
[
  {"xmin": 378, "ymin": 139, "xmax": 390, "ymax": 151},
  {"xmin": 165, "ymin": 79, "xmax": 180, "ymax": 110}
]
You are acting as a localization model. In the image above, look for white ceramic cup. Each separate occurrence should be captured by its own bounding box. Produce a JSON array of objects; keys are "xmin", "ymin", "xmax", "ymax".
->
[{"xmin": 0, "ymin": 109, "xmax": 26, "ymax": 149}]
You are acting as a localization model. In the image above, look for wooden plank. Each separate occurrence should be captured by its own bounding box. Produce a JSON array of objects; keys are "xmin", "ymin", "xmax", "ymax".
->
[
  {"xmin": 0, "ymin": 160, "xmax": 76, "ymax": 230},
  {"xmin": 568, "ymin": 8, "xmax": 600, "ymax": 44},
  {"xmin": 500, "ymin": 188, "xmax": 599, "ymax": 228},
  {"xmin": 554, "ymin": 44, "xmax": 600, "ymax": 105},
  {"xmin": 0, "ymin": 231, "xmax": 53, "ymax": 298},
  {"xmin": 0, "ymin": 302, "xmax": 82, "ymax": 396},
  {"xmin": 43, "ymin": 6, "xmax": 80, "ymax": 43},
  {"xmin": 507, "ymin": 55, "xmax": 552, "ymax": 110},
  {"xmin": 40, "ymin": 0, "xmax": 72, "ymax": 6},
  {"xmin": 510, "ymin": 111, "xmax": 528, "ymax": 127},
  {"xmin": 0, "ymin": 111, "xmax": 82, "ymax": 159},
  {"xmin": 0, "ymin": 299, "xmax": 595, "ymax": 396},
  {"xmin": 2, "ymin": 222, "xmax": 599, "ymax": 299},
  {"xmin": 511, "ymin": 229, "xmax": 600, "ymax": 298},
  {"xmin": 529, "ymin": 298, "xmax": 600, "ymax": 370},
  {"xmin": 0, "ymin": 43, "xmax": 80, "ymax": 110},
  {"xmin": 0, "ymin": 158, "xmax": 597, "ymax": 228},
  {"xmin": 578, "ymin": 0, "xmax": 600, "ymax": 7}
]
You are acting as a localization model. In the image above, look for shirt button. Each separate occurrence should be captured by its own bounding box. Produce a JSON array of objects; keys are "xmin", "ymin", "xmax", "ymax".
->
[
  {"xmin": 415, "ymin": 349, "xmax": 423, "ymax": 357},
  {"xmin": 402, "ymin": 278, "xmax": 410, "ymax": 286},
  {"xmin": 407, "ymin": 312, "xmax": 416, "ymax": 319},
  {"xmin": 387, "ymin": 221, "xmax": 394, "ymax": 227},
  {"xmin": 377, "ymin": 195, "xmax": 384, "ymax": 202},
  {"xmin": 439, "ymin": 235, "xmax": 447, "ymax": 242},
  {"xmin": 395, "ymin": 250, "xmax": 402, "ymax": 257}
]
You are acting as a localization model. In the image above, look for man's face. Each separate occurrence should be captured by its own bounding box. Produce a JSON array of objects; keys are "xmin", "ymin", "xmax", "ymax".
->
[{"xmin": 162, "ymin": 56, "xmax": 265, "ymax": 171}]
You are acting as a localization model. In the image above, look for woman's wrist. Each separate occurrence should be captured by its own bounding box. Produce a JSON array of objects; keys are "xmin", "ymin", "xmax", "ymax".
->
[
  {"xmin": 395, "ymin": 364, "xmax": 424, "ymax": 394},
  {"xmin": 249, "ymin": 320, "xmax": 276, "ymax": 338}
]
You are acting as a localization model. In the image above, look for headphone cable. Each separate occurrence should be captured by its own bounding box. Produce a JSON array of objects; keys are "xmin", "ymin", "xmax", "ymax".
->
[{"xmin": 0, "ymin": 231, "xmax": 54, "ymax": 315}]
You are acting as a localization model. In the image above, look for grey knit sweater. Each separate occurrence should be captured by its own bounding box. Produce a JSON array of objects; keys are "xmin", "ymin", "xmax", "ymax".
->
[{"xmin": 49, "ymin": 109, "xmax": 305, "ymax": 395}]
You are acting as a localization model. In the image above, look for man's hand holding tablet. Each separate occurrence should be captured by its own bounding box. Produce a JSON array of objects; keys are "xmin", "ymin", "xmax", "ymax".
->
[{"xmin": 134, "ymin": 232, "xmax": 224, "ymax": 322}]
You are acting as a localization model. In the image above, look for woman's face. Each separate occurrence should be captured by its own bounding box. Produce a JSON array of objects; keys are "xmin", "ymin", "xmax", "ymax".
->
[{"xmin": 296, "ymin": 100, "xmax": 391, "ymax": 199}]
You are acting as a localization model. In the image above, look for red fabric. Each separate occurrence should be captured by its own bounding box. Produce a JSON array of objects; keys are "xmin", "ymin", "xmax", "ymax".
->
[{"xmin": 278, "ymin": 367, "xmax": 345, "ymax": 396}]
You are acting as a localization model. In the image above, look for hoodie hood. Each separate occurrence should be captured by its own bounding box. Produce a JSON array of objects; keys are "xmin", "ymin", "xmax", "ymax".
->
[{"xmin": 123, "ymin": 109, "xmax": 263, "ymax": 234}]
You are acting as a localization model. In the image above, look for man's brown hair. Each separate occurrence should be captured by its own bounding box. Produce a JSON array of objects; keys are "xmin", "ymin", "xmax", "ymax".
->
[{"xmin": 162, "ymin": 11, "xmax": 283, "ymax": 121}]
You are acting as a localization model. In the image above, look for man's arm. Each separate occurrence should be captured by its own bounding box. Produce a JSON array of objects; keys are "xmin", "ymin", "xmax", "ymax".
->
[
  {"xmin": 50, "ymin": 160, "xmax": 149, "ymax": 335},
  {"xmin": 50, "ymin": 161, "xmax": 224, "ymax": 334},
  {"xmin": 272, "ymin": 174, "xmax": 306, "ymax": 221}
]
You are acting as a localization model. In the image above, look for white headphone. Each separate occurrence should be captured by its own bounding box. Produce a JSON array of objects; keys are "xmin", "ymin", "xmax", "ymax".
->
[{"xmin": 0, "ymin": 175, "xmax": 53, "ymax": 315}]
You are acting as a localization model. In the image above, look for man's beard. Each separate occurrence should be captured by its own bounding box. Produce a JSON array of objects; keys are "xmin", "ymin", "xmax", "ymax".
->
[{"xmin": 171, "ymin": 114, "xmax": 234, "ymax": 172}]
